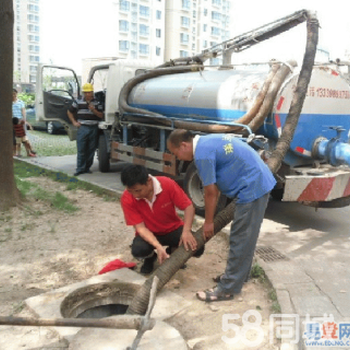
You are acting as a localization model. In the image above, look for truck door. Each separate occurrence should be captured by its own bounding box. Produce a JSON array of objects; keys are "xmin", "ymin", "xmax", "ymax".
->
[{"xmin": 35, "ymin": 64, "xmax": 80, "ymax": 140}]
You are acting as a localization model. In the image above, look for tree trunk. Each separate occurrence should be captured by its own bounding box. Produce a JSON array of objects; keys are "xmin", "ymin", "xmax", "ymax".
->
[
  {"xmin": 0, "ymin": 1, "xmax": 21, "ymax": 211},
  {"xmin": 127, "ymin": 12, "xmax": 319, "ymax": 316}
]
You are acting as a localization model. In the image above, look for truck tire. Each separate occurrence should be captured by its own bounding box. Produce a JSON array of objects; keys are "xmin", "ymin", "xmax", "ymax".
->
[
  {"xmin": 183, "ymin": 162, "xmax": 227, "ymax": 217},
  {"xmin": 47, "ymin": 122, "xmax": 56, "ymax": 134},
  {"xmin": 270, "ymin": 188, "xmax": 284, "ymax": 201},
  {"xmin": 98, "ymin": 134, "xmax": 110, "ymax": 173}
]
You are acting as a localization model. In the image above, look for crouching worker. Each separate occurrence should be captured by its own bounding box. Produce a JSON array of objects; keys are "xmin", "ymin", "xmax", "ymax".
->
[{"xmin": 120, "ymin": 164, "xmax": 204, "ymax": 274}]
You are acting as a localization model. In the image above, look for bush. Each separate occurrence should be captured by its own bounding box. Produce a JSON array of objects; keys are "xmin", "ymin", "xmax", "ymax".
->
[{"xmin": 18, "ymin": 92, "xmax": 35, "ymax": 107}]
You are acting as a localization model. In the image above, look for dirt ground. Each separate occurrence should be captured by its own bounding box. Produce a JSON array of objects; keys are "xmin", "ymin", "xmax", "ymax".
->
[{"xmin": 0, "ymin": 177, "xmax": 279, "ymax": 350}]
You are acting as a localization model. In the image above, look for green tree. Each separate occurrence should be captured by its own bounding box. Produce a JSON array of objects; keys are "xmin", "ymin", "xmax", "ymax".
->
[{"xmin": 0, "ymin": 0, "xmax": 21, "ymax": 210}]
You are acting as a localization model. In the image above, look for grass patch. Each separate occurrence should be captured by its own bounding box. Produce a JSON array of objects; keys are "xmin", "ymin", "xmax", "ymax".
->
[
  {"xmin": 250, "ymin": 261, "xmax": 282, "ymax": 313},
  {"xmin": 14, "ymin": 160, "xmax": 120, "ymax": 202},
  {"xmin": 14, "ymin": 167, "xmax": 79, "ymax": 213},
  {"xmin": 28, "ymin": 130, "xmax": 77, "ymax": 157}
]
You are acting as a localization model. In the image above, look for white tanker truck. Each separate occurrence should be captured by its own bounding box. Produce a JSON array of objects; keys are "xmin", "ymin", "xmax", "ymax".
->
[{"xmin": 36, "ymin": 10, "xmax": 350, "ymax": 215}]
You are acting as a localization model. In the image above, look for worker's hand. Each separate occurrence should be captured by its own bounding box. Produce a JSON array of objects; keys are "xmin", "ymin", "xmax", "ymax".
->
[
  {"xmin": 73, "ymin": 121, "xmax": 81, "ymax": 128},
  {"xmin": 179, "ymin": 230, "xmax": 198, "ymax": 251},
  {"xmin": 156, "ymin": 246, "xmax": 170, "ymax": 264},
  {"xmin": 203, "ymin": 222, "xmax": 214, "ymax": 241},
  {"xmin": 88, "ymin": 103, "xmax": 96, "ymax": 112}
]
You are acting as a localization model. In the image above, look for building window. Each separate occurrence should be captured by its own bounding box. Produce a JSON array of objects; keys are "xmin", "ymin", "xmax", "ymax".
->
[
  {"xmin": 203, "ymin": 40, "xmax": 207, "ymax": 48},
  {"xmin": 119, "ymin": 40, "xmax": 129, "ymax": 51},
  {"xmin": 180, "ymin": 50, "xmax": 189, "ymax": 57},
  {"xmin": 180, "ymin": 33, "xmax": 189, "ymax": 44},
  {"xmin": 28, "ymin": 24, "xmax": 39, "ymax": 32},
  {"xmin": 28, "ymin": 4, "xmax": 39, "ymax": 12},
  {"xmin": 211, "ymin": 27, "xmax": 220, "ymax": 36},
  {"xmin": 120, "ymin": 0, "xmax": 130, "ymax": 11},
  {"xmin": 156, "ymin": 10, "xmax": 161, "ymax": 20},
  {"xmin": 156, "ymin": 47, "xmax": 161, "ymax": 56},
  {"xmin": 181, "ymin": 16, "xmax": 190, "ymax": 27},
  {"xmin": 27, "ymin": 14, "xmax": 39, "ymax": 22},
  {"xmin": 193, "ymin": 10, "xmax": 196, "ymax": 18},
  {"xmin": 29, "ymin": 45, "xmax": 40, "ymax": 53},
  {"xmin": 204, "ymin": 8, "xmax": 208, "ymax": 16},
  {"xmin": 212, "ymin": 0, "xmax": 221, "ymax": 5},
  {"xmin": 139, "ymin": 44, "xmax": 149, "ymax": 55},
  {"xmin": 29, "ymin": 55, "xmax": 39, "ymax": 62},
  {"xmin": 182, "ymin": 0, "xmax": 190, "ymax": 10},
  {"xmin": 156, "ymin": 29, "xmax": 161, "ymax": 38},
  {"xmin": 203, "ymin": 24, "xmax": 207, "ymax": 32},
  {"xmin": 30, "ymin": 65, "xmax": 37, "ymax": 72},
  {"xmin": 140, "ymin": 5, "xmax": 150, "ymax": 17},
  {"xmin": 119, "ymin": 20, "xmax": 129, "ymax": 32},
  {"xmin": 211, "ymin": 11, "xmax": 221, "ymax": 21},
  {"xmin": 139, "ymin": 24, "xmax": 149, "ymax": 36}
]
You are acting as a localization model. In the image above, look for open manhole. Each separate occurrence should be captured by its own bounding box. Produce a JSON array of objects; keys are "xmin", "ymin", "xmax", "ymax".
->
[
  {"xmin": 255, "ymin": 246, "xmax": 289, "ymax": 262},
  {"xmin": 60, "ymin": 281, "xmax": 141, "ymax": 319}
]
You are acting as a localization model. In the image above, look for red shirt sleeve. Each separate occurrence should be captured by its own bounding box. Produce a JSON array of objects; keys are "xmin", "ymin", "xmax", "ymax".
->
[
  {"xmin": 160, "ymin": 177, "xmax": 192, "ymax": 211},
  {"xmin": 121, "ymin": 191, "xmax": 144, "ymax": 226}
]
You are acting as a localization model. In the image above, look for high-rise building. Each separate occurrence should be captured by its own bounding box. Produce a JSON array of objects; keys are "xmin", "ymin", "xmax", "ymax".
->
[
  {"xmin": 164, "ymin": 0, "xmax": 231, "ymax": 64},
  {"xmin": 114, "ymin": 0, "xmax": 231, "ymax": 64},
  {"xmin": 13, "ymin": 0, "xmax": 40, "ymax": 87},
  {"xmin": 116, "ymin": 0, "xmax": 165, "ymax": 64}
]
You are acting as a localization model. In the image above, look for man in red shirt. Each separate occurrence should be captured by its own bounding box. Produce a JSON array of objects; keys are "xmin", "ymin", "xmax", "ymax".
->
[{"xmin": 121, "ymin": 164, "xmax": 204, "ymax": 274}]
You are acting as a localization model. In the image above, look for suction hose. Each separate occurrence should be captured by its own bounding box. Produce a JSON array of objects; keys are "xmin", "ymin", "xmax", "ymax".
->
[{"xmin": 126, "ymin": 11, "xmax": 319, "ymax": 316}]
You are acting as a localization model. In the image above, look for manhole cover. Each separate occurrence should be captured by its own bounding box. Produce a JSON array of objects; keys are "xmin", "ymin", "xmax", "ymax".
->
[{"xmin": 255, "ymin": 246, "xmax": 289, "ymax": 262}]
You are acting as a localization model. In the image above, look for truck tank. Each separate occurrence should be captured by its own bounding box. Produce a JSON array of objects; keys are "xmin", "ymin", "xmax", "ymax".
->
[{"xmin": 128, "ymin": 63, "xmax": 350, "ymax": 168}]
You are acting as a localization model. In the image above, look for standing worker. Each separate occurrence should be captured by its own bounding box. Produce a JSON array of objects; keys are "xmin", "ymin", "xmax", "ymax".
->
[
  {"xmin": 167, "ymin": 130, "xmax": 276, "ymax": 302},
  {"xmin": 67, "ymin": 83, "xmax": 104, "ymax": 176}
]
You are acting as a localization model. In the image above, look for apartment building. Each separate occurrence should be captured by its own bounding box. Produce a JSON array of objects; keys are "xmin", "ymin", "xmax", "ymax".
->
[
  {"xmin": 164, "ymin": 0, "xmax": 231, "ymax": 63},
  {"xmin": 117, "ymin": 0, "xmax": 165, "ymax": 65},
  {"xmin": 13, "ymin": 0, "xmax": 40, "ymax": 87},
  {"xmin": 116, "ymin": 0, "xmax": 231, "ymax": 64}
]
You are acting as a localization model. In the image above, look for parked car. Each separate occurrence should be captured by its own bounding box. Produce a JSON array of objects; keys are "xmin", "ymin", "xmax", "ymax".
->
[{"xmin": 26, "ymin": 106, "xmax": 66, "ymax": 134}]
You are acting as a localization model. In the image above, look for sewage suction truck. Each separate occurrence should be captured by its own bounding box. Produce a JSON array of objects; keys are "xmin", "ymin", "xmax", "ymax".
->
[{"xmin": 36, "ymin": 10, "xmax": 350, "ymax": 214}]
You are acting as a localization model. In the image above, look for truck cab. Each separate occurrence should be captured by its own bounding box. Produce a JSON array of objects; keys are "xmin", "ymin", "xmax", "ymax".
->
[{"xmin": 35, "ymin": 59, "xmax": 154, "ymax": 169}]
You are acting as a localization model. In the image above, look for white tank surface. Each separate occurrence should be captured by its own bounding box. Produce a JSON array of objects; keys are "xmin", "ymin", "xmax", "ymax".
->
[
  {"xmin": 272, "ymin": 65, "xmax": 350, "ymax": 159},
  {"xmin": 128, "ymin": 67, "xmax": 272, "ymax": 122}
]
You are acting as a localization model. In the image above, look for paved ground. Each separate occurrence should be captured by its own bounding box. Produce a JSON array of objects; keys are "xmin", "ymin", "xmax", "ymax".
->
[{"xmin": 18, "ymin": 150, "xmax": 350, "ymax": 350}]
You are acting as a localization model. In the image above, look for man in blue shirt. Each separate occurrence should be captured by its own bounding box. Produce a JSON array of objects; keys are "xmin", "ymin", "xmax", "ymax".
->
[{"xmin": 167, "ymin": 129, "xmax": 276, "ymax": 302}]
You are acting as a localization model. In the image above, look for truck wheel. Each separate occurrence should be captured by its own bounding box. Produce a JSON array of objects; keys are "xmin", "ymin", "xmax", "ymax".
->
[
  {"xmin": 184, "ymin": 162, "xmax": 227, "ymax": 217},
  {"xmin": 98, "ymin": 134, "xmax": 110, "ymax": 173},
  {"xmin": 271, "ymin": 188, "xmax": 284, "ymax": 201},
  {"xmin": 47, "ymin": 122, "xmax": 56, "ymax": 134}
]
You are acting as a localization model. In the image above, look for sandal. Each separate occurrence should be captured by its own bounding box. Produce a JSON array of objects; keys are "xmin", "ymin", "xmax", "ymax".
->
[{"xmin": 196, "ymin": 287, "xmax": 234, "ymax": 302}]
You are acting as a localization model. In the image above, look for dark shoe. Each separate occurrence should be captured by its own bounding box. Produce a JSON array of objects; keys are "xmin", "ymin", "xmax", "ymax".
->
[
  {"xmin": 196, "ymin": 287, "xmax": 234, "ymax": 303},
  {"xmin": 74, "ymin": 171, "xmax": 84, "ymax": 176},
  {"xmin": 140, "ymin": 253, "xmax": 157, "ymax": 274},
  {"xmin": 85, "ymin": 170, "xmax": 92, "ymax": 174}
]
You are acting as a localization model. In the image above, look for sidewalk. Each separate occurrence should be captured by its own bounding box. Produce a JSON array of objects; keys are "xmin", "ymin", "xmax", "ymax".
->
[{"xmin": 18, "ymin": 154, "xmax": 350, "ymax": 349}]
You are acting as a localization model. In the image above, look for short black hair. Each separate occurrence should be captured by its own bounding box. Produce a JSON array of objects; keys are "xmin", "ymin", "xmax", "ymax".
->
[
  {"xmin": 121, "ymin": 164, "xmax": 149, "ymax": 187},
  {"xmin": 12, "ymin": 117, "xmax": 19, "ymax": 125},
  {"xmin": 167, "ymin": 129, "xmax": 194, "ymax": 148}
]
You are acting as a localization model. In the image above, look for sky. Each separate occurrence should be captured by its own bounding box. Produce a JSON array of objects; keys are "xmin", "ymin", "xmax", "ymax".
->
[{"xmin": 40, "ymin": 0, "xmax": 350, "ymax": 75}]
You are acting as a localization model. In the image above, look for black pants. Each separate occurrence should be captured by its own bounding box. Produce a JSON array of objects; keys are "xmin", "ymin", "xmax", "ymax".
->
[{"xmin": 131, "ymin": 226, "xmax": 204, "ymax": 259}]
